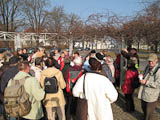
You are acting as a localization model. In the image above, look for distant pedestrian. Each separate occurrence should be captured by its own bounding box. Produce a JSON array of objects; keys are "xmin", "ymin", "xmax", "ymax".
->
[
  {"xmin": 21, "ymin": 48, "xmax": 28, "ymax": 61},
  {"xmin": 50, "ymin": 52, "xmax": 61, "ymax": 69},
  {"xmin": 64, "ymin": 49, "xmax": 70, "ymax": 59},
  {"xmin": 54, "ymin": 48, "xmax": 60, "ymax": 60},
  {"xmin": 58, "ymin": 52, "xmax": 65, "ymax": 71}
]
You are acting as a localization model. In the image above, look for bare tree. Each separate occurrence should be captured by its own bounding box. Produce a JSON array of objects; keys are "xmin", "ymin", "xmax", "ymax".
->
[
  {"xmin": 46, "ymin": 6, "xmax": 67, "ymax": 33},
  {"xmin": 66, "ymin": 13, "xmax": 83, "ymax": 36},
  {"xmin": 22, "ymin": 0, "xmax": 49, "ymax": 33},
  {"xmin": 0, "ymin": 0, "xmax": 22, "ymax": 31}
]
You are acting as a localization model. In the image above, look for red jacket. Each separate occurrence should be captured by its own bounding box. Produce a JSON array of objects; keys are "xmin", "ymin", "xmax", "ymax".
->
[
  {"xmin": 122, "ymin": 69, "xmax": 138, "ymax": 94},
  {"xmin": 57, "ymin": 57, "xmax": 64, "ymax": 71},
  {"xmin": 114, "ymin": 54, "xmax": 121, "ymax": 79}
]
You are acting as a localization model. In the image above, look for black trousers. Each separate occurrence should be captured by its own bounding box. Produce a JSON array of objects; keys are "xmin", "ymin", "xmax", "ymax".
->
[
  {"xmin": 141, "ymin": 100, "xmax": 158, "ymax": 120},
  {"xmin": 124, "ymin": 94, "xmax": 135, "ymax": 112},
  {"xmin": 65, "ymin": 94, "xmax": 77, "ymax": 120}
]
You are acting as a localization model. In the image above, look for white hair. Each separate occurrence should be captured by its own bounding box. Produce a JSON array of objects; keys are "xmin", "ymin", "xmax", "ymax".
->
[{"xmin": 73, "ymin": 57, "xmax": 82, "ymax": 66}]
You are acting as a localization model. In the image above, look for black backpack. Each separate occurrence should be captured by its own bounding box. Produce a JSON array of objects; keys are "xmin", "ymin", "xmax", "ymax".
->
[{"xmin": 44, "ymin": 76, "xmax": 58, "ymax": 93}]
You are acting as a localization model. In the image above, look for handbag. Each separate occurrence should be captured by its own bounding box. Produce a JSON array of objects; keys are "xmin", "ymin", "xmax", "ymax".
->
[{"xmin": 76, "ymin": 73, "xmax": 88, "ymax": 120}]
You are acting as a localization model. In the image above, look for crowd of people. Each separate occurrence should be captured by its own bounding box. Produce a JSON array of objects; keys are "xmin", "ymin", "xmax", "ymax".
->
[{"xmin": 0, "ymin": 47, "xmax": 159, "ymax": 120}]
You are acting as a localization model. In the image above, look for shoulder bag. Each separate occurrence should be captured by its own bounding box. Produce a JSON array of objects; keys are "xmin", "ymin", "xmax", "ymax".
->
[{"xmin": 76, "ymin": 73, "xmax": 88, "ymax": 120}]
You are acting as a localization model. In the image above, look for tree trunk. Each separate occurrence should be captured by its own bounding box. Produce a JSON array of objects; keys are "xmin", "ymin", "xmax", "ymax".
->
[
  {"xmin": 154, "ymin": 42, "xmax": 158, "ymax": 53},
  {"xmin": 137, "ymin": 42, "xmax": 140, "ymax": 52}
]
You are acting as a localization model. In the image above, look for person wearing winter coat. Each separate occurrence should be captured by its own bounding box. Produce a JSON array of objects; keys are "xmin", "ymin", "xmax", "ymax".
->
[
  {"xmin": 122, "ymin": 59, "xmax": 139, "ymax": 113},
  {"xmin": 106, "ymin": 55, "xmax": 115, "ymax": 83},
  {"xmin": 8, "ymin": 61, "xmax": 45, "ymax": 120},
  {"xmin": 30, "ymin": 57, "xmax": 43, "ymax": 82},
  {"xmin": 1, "ymin": 56, "xmax": 19, "ymax": 93},
  {"xmin": 40, "ymin": 57, "xmax": 66, "ymax": 120},
  {"xmin": 138, "ymin": 53, "xmax": 160, "ymax": 120},
  {"xmin": 73, "ymin": 57, "xmax": 118, "ymax": 120},
  {"xmin": 121, "ymin": 48, "xmax": 139, "ymax": 68},
  {"xmin": 95, "ymin": 52, "xmax": 113, "ymax": 82},
  {"xmin": 83, "ymin": 54, "xmax": 91, "ymax": 72},
  {"xmin": 57, "ymin": 52, "xmax": 65, "ymax": 71},
  {"xmin": 63, "ymin": 56, "xmax": 83, "ymax": 120}
]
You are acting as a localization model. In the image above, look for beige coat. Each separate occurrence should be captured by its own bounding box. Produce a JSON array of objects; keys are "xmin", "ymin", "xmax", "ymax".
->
[
  {"xmin": 40, "ymin": 67, "xmax": 66, "ymax": 108},
  {"xmin": 138, "ymin": 64, "xmax": 160, "ymax": 102}
]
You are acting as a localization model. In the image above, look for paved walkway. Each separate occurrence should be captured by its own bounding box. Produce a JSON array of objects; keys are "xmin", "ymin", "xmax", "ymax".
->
[
  {"xmin": 0, "ymin": 83, "xmax": 159, "ymax": 119},
  {"xmin": 0, "ymin": 88, "xmax": 159, "ymax": 120},
  {"xmin": 112, "ymin": 88, "xmax": 160, "ymax": 120}
]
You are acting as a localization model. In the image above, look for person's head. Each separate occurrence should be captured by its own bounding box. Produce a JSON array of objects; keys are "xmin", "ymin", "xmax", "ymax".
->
[
  {"xmin": 23, "ymin": 48, "xmax": 27, "ymax": 54},
  {"xmin": 50, "ymin": 52, "xmax": 55, "ymax": 58},
  {"xmin": 73, "ymin": 51, "xmax": 79, "ymax": 58},
  {"xmin": 55, "ymin": 49, "xmax": 59, "ymax": 54},
  {"xmin": 36, "ymin": 48, "xmax": 40, "ymax": 52},
  {"xmin": 35, "ymin": 57, "xmax": 43, "ymax": 67},
  {"xmin": 90, "ymin": 50, "xmax": 96, "ymax": 57},
  {"xmin": 39, "ymin": 47, "xmax": 45, "ymax": 52},
  {"xmin": 60, "ymin": 52, "xmax": 65, "ymax": 58},
  {"xmin": 106, "ymin": 55, "xmax": 113, "ymax": 65},
  {"xmin": 73, "ymin": 57, "xmax": 82, "ymax": 66},
  {"xmin": 129, "ymin": 48, "xmax": 137, "ymax": 55},
  {"xmin": 17, "ymin": 49, "xmax": 23, "ymax": 55},
  {"xmin": 64, "ymin": 49, "xmax": 69, "ymax": 56},
  {"xmin": 85, "ymin": 54, "xmax": 90, "ymax": 61},
  {"xmin": 18, "ymin": 61, "xmax": 30, "ymax": 73},
  {"xmin": 148, "ymin": 53, "xmax": 158, "ymax": 69},
  {"xmin": 95, "ymin": 52, "xmax": 104, "ymax": 63},
  {"xmin": 89, "ymin": 57, "xmax": 102, "ymax": 71},
  {"xmin": 45, "ymin": 57, "xmax": 55, "ymax": 67},
  {"xmin": 127, "ymin": 59, "xmax": 136, "ymax": 68},
  {"xmin": 64, "ymin": 57, "xmax": 71, "ymax": 64},
  {"xmin": 102, "ymin": 50, "xmax": 108, "ymax": 57},
  {"xmin": 9, "ymin": 56, "xmax": 19, "ymax": 65}
]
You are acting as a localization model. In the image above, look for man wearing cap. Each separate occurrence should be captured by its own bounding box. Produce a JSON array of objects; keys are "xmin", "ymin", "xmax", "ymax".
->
[{"xmin": 138, "ymin": 53, "xmax": 160, "ymax": 120}]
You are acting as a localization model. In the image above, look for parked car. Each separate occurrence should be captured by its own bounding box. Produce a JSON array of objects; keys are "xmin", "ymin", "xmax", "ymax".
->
[
  {"xmin": 77, "ymin": 47, "xmax": 84, "ymax": 51},
  {"xmin": 85, "ymin": 48, "xmax": 90, "ymax": 51},
  {"xmin": 27, "ymin": 48, "xmax": 36, "ymax": 54},
  {"xmin": 0, "ymin": 48, "xmax": 12, "ymax": 53}
]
